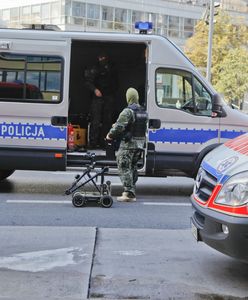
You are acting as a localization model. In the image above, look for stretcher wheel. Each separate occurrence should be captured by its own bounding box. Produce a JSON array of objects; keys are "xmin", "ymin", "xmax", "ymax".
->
[
  {"xmin": 100, "ymin": 195, "xmax": 113, "ymax": 208},
  {"xmin": 72, "ymin": 192, "xmax": 85, "ymax": 207}
]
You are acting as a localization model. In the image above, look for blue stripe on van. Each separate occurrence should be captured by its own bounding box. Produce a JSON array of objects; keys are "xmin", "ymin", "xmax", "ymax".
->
[
  {"xmin": 220, "ymin": 130, "xmax": 245, "ymax": 139},
  {"xmin": 0, "ymin": 122, "xmax": 66, "ymax": 140},
  {"xmin": 149, "ymin": 128, "xmax": 218, "ymax": 144},
  {"xmin": 149, "ymin": 128, "xmax": 245, "ymax": 144}
]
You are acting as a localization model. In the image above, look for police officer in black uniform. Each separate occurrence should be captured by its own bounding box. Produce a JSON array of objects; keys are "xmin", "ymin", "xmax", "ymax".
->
[{"xmin": 84, "ymin": 52, "xmax": 117, "ymax": 148}]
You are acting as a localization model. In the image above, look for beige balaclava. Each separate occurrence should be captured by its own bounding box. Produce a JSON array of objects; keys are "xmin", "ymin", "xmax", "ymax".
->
[{"xmin": 126, "ymin": 88, "xmax": 139, "ymax": 105}]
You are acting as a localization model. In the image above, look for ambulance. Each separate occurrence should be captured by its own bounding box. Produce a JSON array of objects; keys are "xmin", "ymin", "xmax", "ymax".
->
[
  {"xmin": 0, "ymin": 24, "xmax": 248, "ymax": 181},
  {"xmin": 191, "ymin": 133, "xmax": 248, "ymax": 262}
]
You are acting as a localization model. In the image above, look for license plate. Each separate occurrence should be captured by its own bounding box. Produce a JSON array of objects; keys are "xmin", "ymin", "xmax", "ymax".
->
[{"xmin": 191, "ymin": 219, "xmax": 200, "ymax": 241}]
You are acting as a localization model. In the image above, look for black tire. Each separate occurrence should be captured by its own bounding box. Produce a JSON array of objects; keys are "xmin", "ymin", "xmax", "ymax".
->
[
  {"xmin": 0, "ymin": 170, "xmax": 15, "ymax": 181},
  {"xmin": 72, "ymin": 192, "xmax": 86, "ymax": 207},
  {"xmin": 100, "ymin": 195, "xmax": 113, "ymax": 208}
]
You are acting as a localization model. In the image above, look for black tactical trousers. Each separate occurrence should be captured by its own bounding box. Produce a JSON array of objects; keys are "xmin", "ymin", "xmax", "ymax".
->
[{"xmin": 89, "ymin": 95, "xmax": 114, "ymax": 147}]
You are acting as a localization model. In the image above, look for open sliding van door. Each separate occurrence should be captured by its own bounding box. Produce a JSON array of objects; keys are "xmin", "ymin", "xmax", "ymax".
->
[{"xmin": 0, "ymin": 32, "xmax": 71, "ymax": 175}]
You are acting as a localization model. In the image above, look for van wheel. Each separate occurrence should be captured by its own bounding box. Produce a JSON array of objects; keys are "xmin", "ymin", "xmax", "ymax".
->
[{"xmin": 0, "ymin": 170, "xmax": 15, "ymax": 181}]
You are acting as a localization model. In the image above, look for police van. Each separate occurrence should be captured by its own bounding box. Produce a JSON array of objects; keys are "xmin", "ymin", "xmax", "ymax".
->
[
  {"xmin": 0, "ymin": 25, "xmax": 247, "ymax": 180},
  {"xmin": 191, "ymin": 133, "xmax": 248, "ymax": 262}
]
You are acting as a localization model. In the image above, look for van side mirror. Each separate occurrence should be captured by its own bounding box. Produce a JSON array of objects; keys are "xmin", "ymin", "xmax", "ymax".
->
[
  {"xmin": 212, "ymin": 94, "xmax": 226, "ymax": 118},
  {"xmin": 149, "ymin": 119, "xmax": 161, "ymax": 129},
  {"xmin": 230, "ymin": 101, "xmax": 239, "ymax": 110}
]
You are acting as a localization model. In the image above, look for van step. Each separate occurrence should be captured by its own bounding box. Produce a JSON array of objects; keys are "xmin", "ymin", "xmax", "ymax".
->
[{"xmin": 67, "ymin": 152, "xmax": 117, "ymax": 168}]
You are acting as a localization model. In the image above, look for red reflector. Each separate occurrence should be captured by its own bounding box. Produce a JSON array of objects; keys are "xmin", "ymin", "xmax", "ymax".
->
[{"xmin": 55, "ymin": 153, "xmax": 63, "ymax": 158}]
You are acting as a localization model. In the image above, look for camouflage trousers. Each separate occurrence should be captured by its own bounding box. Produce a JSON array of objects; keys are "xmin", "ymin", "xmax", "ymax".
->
[{"xmin": 116, "ymin": 149, "xmax": 142, "ymax": 196}]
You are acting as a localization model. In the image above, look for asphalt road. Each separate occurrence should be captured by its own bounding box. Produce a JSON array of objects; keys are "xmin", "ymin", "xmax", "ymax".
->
[
  {"xmin": 0, "ymin": 170, "xmax": 194, "ymax": 229},
  {"xmin": 1, "ymin": 171, "xmax": 247, "ymax": 300}
]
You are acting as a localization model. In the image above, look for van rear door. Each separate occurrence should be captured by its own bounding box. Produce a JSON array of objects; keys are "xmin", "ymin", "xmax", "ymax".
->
[{"xmin": 0, "ymin": 36, "xmax": 70, "ymax": 171}]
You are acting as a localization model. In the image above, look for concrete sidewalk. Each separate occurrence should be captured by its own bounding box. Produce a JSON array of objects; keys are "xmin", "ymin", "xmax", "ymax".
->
[
  {"xmin": 0, "ymin": 226, "xmax": 247, "ymax": 300},
  {"xmin": 0, "ymin": 226, "xmax": 96, "ymax": 299},
  {"xmin": 91, "ymin": 228, "xmax": 248, "ymax": 299}
]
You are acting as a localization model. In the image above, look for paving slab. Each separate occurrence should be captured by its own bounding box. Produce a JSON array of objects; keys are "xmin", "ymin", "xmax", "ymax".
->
[
  {"xmin": 0, "ymin": 226, "xmax": 96, "ymax": 299},
  {"xmin": 90, "ymin": 228, "xmax": 248, "ymax": 300},
  {"xmin": 0, "ymin": 226, "xmax": 247, "ymax": 300}
]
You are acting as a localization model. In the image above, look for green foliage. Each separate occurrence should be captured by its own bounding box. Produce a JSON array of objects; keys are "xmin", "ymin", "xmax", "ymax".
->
[
  {"xmin": 215, "ymin": 48, "xmax": 248, "ymax": 103},
  {"xmin": 184, "ymin": 10, "xmax": 248, "ymax": 104}
]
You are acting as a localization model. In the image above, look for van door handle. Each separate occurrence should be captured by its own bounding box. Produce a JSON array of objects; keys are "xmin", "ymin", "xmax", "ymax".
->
[
  {"xmin": 149, "ymin": 119, "xmax": 161, "ymax": 129},
  {"xmin": 51, "ymin": 116, "xmax": 67, "ymax": 126}
]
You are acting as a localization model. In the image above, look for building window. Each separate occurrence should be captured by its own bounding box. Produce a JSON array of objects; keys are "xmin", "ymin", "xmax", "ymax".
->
[
  {"xmin": 64, "ymin": 0, "xmax": 71, "ymax": 16},
  {"xmin": 132, "ymin": 10, "xmax": 143, "ymax": 24},
  {"xmin": 183, "ymin": 17, "xmax": 195, "ymax": 38},
  {"xmin": 31, "ymin": 5, "xmax": 41, "ymax": 23},
  {"xmin": 51, "ymin": 1, "xmax": 60, "ymax": 18},
  {"xmin": 72, "ymin": 1, "xmax": 85, "ymax": 17},
  {"xmin": 168, "ymin": 16, "xmax": 180, "ymax": 38},
  {"xmin": 102, "ymin": 6, "xmax": 113, "ymax": 29},
  {"xmin": 2, "ymin": 9, "xmax": 10, "ymax": 21},
  {"xmin": 87, "ymin": 3, "xmax": 100, "ymax": 19},
  {"xmin": 21, "ymin": 5, "xmax": 31, "ymax": 23},
  {"xmin": 114, "ymin": 8, "xmax": 128, "ymax": 30},
  {"xmin": 41, "ymin": 3, "xmax": 50, "ymax": 21},
  {"xmin": 163, "ymin": 15, "xmax": 169, "ymax": 36},
  {"xmin": 147, "ymin": 12, "xmax": 156, "ymax": 25},
  {"xmin": 86, "ymin": 3, "xmax": 100, "ymax": 28},
  {"xmin": 32, "ymin": 5, "xmax": 40, "ymax": 14},
  {"xmin": 115, "ymin": 8, "xmax": 127, "ymax": 23},
  {"xmin": 22, "ymin": 6, "xmax": 31, "ymax": 16},
  {"xmin": 10, "ymin": 8, "xmax": 19, "ymax": 22}
]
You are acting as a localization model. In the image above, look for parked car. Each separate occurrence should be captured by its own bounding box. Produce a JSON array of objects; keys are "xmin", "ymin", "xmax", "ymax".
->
[{"xmin": 191, "ymin": 133, "xmax": 248, "ymax": 262}]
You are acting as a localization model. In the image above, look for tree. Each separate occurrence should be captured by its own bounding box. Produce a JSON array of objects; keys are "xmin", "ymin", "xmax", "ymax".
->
[
  {"xmin": 214, "ymin": 48, "xmax": 248, "ymax": 105},
  {"xmin": 184, "ymin": 10, "xmax": 248, "ymax": 105}
]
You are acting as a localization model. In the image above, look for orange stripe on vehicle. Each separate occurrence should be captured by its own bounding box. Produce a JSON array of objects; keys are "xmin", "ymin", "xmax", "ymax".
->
[
  {"xmin": 225, "ymin": 134, "xmax": 246, "ymax": 147},
  {"xmin": 225, "ymin": 135, "xmax": 248, "ymax": 156},
  {"xmin": 193, "ymin": 184, "xmax": 222, "ymax": 207},
  {"xmin": 209, "ymin": 203, "xmax": 248, "ymax": 217},
  {"xmin": 239, "ymin": 145, "xmax": 248, "ymax": 155}
]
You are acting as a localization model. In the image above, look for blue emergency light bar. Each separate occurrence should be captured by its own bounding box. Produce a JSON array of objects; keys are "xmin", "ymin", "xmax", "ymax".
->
[{"xmin": 135, "ymin": 21, "xmax": 153, "ymax": 34}]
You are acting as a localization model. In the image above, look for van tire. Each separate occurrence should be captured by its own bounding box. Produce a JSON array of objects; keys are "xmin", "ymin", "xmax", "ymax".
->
[{"xmin": 0, "ymin": 170, "xmax": 15, "ymax": 180}]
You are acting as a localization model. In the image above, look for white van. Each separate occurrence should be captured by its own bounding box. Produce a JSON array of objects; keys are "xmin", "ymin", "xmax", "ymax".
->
[{"xmin": 0, "ymin": 26, "xmax": 247, "ymax": 180}]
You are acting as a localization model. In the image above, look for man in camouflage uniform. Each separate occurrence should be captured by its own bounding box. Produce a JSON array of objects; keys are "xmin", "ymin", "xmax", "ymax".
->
[{"xmin": 106, "ymin": 88, "xmax": 147, "ymax": 202}]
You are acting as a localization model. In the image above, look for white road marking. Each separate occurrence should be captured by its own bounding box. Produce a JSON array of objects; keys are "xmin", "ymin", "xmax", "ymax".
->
[
  {"xmin": 6, "ymin": 200, "xmax": 191, "ymax": 206},
  {"xmin": 7, "ymin": 200, "xmax": 71, "ymax": 204},
  {"xmin": 114, "ymin": 250, "xmax": 145, "ymax": 256},
  {"xmin": 143, "ymin": 202, "xmax": 191, "ymax": 207}
]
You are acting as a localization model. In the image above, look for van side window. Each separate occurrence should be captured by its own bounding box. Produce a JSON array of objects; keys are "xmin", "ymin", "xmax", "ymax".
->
[
  {"xmin": 0, "ymin": 53, "xmax": 63, "ymax": 103},
  {"xmin": 155, "ymin": 68, "xmax": 212, "ymax": 116}
]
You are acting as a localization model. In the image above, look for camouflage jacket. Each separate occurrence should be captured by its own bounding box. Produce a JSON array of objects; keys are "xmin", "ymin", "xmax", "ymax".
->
[{"xmin": 108, "ymin": 106, "xmax": 145, "ymax": 150}]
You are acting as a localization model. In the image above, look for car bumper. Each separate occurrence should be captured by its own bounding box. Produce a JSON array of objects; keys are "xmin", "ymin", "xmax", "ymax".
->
[{"xmin": 191, "ymin": 196, "xmax": 248, "ymax": 262}]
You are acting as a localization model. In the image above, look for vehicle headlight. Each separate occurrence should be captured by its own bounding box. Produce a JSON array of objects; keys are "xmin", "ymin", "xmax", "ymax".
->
[{"xmin": 215, "ymin": 171, "xmax": 248, "ymax": 206}]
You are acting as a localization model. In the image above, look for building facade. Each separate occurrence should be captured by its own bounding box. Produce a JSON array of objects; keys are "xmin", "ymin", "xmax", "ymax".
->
[
  {"xmin": 0, "ymin": 0, "xmax": 247, "ymax": 46},
  {"xmin": 221, "ymin": 0, "xmax": 248, "ymax": 13}
]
